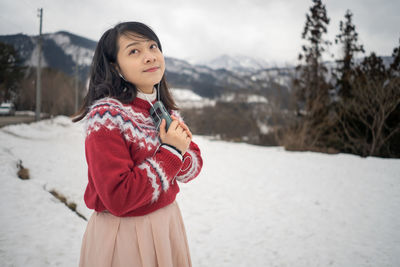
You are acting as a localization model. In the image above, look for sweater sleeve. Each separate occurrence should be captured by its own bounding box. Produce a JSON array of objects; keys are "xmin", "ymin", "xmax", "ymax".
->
[
  {"xmin": 170, "ymin": 110, "xmax": 203, "ymax": 183},
  {"xmin": 85, "ymin": 112, "xmax": 183, "ymax": 216},
  {"xmin": 175, "ymin": 140, "xmax": 203, "ymax": 183}
]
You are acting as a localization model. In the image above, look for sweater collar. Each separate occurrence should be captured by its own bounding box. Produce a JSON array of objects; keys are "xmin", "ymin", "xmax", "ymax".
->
[
  {"xmin": 130, "ymin": 88, "xmax": 158, "ymax": 110},
  {"xmin": 136, "ymin": 88, "xmax": 157, "ymax": 102}
]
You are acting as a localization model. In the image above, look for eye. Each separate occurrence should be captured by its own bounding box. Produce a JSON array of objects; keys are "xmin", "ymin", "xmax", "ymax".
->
[
  {"xmin": 150, "ymin": 43, "xmax": 158, "ymax": 49},
  {"xmin": 129, "ymin": 49, "xmax": 139, "ymax": 55}
]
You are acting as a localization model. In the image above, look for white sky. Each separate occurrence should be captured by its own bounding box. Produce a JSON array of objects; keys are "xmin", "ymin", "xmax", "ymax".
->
[{"xmin": 0, "ymin": 0, "xmax": 399, "ymax": 65}]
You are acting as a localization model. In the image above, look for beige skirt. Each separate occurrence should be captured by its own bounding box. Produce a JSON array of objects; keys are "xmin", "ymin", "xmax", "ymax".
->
[{"xmin": 79, "ymin": 201, "xmax": 192, "ymax": 267}]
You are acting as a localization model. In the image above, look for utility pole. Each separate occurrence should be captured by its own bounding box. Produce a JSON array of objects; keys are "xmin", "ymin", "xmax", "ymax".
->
[{"xmin": 35, "ymin": 8, "xmax": 43, "ymax": 121}]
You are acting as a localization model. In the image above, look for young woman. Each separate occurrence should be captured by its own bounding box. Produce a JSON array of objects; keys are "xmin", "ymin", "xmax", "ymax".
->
[{"xmin": 72, "ymin": 22, "xmax": 203, "ymax": 267}]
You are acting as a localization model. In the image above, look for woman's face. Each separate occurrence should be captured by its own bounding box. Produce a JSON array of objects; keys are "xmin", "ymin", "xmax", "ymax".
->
[{"xmin": 115, "ymin": 32, "xmax": 165, "ymax": 93}]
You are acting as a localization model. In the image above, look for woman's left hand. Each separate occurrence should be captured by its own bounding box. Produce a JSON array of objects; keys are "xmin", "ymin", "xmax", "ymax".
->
[{"xmin": 171, "ymin": 115, "xmax": 193, "ymax": 139}]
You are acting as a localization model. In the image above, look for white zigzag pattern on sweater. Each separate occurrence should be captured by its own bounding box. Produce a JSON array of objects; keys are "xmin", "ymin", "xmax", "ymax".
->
[
  {"xmin": 86, "ymin": 112, "xmax": 160, "ymax": 148},
  {"xmin": 170, "ymin": 110, "xmax": 183, "ymax": 121},
  {"xmin": 87, "ymin": 97, "xmax": 155, "ymax": 129},
  {"xmin": 124, "ymin": 105, "xmax": 154, "ymax": 126},
  {"xmin": 176, "ymin": 149, "xmax": 200, "ymax": 183},
  {"xmin": 138, "ymin": 162, "xmax": 160, "ymax": 202},
  {"xmin": 85, "ymin": 102, "xmax": 160, "ymax": 148},
  {"xmin": 146, "ymin": 158, "xmax": 169, "ymax": 192}
]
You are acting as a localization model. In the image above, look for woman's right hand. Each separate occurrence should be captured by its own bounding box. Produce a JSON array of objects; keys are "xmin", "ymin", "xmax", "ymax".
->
[{"xmin": 159, "ymin": 119, "xmax": 191, "ymax": 155}]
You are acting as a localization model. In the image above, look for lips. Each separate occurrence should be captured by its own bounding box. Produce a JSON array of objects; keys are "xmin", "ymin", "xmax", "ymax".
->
[{"xmin": 144, "ymin": 67, "xmax": 159, "ymax": 72}]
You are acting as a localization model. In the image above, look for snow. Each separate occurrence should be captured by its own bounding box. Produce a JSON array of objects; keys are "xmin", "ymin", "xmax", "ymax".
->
[
  {"xmin": 202, "ymin": 54, "xmax": 270, "ymax": 71},
  {"xmin": 46, "ymin": 33, "xmax": 94, "ymax": 66},
  {"xmin": 171, "ymin": 88, "xmax": 203, "ymax": 102},
  {"xmin": 257, "ymin": 121, "xmax": 271, "ymax": 134},
  {"xmin": 1, "ymin": 116, "xmax": 399, "ymax": 267},
  {"xmin": 25, "ymin": 37, "xmax": 48, "ymax": 68},
  {"xmin": 246, "ymin": 94, "xmax": 268, "ymax": 103},
  {"xmin": 218, "ymin": 93, "xmax": 269, "ymax": 103},
  {"xmin": 171, "ymin": 88, "xmax": 216, "ymax": 108}
]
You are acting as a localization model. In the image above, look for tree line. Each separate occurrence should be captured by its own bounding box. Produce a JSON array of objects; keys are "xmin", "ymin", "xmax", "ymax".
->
[{"xmin": 278, "ymin": 0, "xmax": 400, "ymax": 158}]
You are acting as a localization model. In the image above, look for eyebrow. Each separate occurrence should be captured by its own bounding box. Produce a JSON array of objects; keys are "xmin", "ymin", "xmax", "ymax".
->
[{"xmin": 124, "ymin": 40, "xmax": 152, "ymax": 50}]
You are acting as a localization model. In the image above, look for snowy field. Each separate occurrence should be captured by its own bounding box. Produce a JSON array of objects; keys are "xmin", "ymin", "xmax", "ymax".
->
[{"xmin": 0, "ymin": 116, "xmax": 399, "ymax": 267}]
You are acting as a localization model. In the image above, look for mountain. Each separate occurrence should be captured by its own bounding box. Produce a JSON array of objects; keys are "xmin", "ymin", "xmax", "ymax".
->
[
  {"xmin": 0, "ymin": 31, "xmax": 395, "ymax": 100},
  {"xmin": 0, "ymin": 31, "xmax": 96, "ymax": 81},
  {"xmin": 0, "ymin": 31, "xmax": 291, "ymax": 99},
  {"xmin": 200, "ymin": 54, "xmax": 270, "ymax": 72}
]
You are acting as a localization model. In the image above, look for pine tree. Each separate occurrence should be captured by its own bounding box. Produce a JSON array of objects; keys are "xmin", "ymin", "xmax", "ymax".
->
[
  {"xmin": 295, "ymin": 0, "xmax": 331, "ymax": 116},
  {"xmin": 334, "ymin": 9, "xmax": 364, "ymax": 99},
  {"xmin": 285, "ymin": 0, "xmax": 334, "ymax": 152},
  {"xmin": 388, "ymin": 38, "xmax": 400, "ymax": 75},
  {"xmin": 357, "ymin": 52, "xmax": 386, "ymax": 82},
  {"xmin": 0, "ymin": 42, "xmax": 24, "ymax": 102}
]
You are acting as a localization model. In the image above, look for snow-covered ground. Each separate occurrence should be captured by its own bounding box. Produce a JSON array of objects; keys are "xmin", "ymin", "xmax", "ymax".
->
[
  {"xmin": 0, "ymin": 116, "xmax": 399, "ymax": 267},
  {"xmin": 171, "ymin": 88, "xmax": 216, "ymax": 108}
]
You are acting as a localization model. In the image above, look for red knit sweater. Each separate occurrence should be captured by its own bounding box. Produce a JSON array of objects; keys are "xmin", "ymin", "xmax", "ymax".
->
[{"xmin": 83, "ymin": 96, "xmax": 203, "ymax": 217}]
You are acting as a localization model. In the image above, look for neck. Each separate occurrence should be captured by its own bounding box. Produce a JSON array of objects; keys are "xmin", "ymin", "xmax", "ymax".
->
[
  {"xmin": 137, "ymin": 86, "xmax": 154, "ymax": 94},
  {"xmin": 136, "ymin": 86, "xmax": 157, "ymax": 103}
]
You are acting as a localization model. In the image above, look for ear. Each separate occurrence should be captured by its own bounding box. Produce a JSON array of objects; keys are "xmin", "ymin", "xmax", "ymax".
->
[{"xmin": 111, "ymin": 63, "xmax": 120, "ymax": 72}]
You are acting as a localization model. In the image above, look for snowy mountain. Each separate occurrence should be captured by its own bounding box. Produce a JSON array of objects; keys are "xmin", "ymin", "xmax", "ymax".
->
[
  {"xmin": 44, "ymin": 31, "xmax": 95, "ymax": 66},
  {"xmin": 0, "ymin": 31, "xmax": 395, "ymax": 101},
  {"xmin": 1, "ymin": 116, "xmax": 399, "ymax": 267},
  {"xmin": 200, "ymin": 54, "xmax": 270, "ymax": 72},
  {"xmin": 0, "ymin": 31, "xmax": 291, "ymax": 100},
  {"xmin": 0, "ymin": 31, "xmax": 96, "ymax": 81}
]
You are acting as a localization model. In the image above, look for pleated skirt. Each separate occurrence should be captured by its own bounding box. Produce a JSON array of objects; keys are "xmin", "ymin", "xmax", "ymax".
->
[{"xmin": 79, "ymin": 201, "xmax": 192, "ymax": 267}]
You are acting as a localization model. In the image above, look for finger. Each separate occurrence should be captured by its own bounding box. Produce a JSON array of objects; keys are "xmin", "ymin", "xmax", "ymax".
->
[
  {"xmin": 169, "ymin": 119, "xmax": 180, "ymax": 132},
  {"xmin": 181, "ymin": 130, "xmax": 191, "ymax": 140},
  {"xmin": 170, "ymin": 115, "xmax": 179, "ymax": 121},
  {"xmin": 159, "ymin": 119, "xmax": 166, "ymax": 137},
  {"xmin": 170, "ymin": 115, "xmax": 187, "ymax": 130},
  {"xmin": 185, "ymin": 137, "xmax": 192, "ymax": 146},
  {"xmin": 179, "ymin": 122, "xmax": 192, "ymax": 138},
  {"xmin": 177, "ymin": 125, "xmax": 185, "ymax": 133}
]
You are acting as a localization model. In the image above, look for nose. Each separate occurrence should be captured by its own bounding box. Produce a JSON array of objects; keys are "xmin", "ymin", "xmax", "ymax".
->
[{"xmin": 144, "ymin": 51, "xmax": 156, "ymax": 64}]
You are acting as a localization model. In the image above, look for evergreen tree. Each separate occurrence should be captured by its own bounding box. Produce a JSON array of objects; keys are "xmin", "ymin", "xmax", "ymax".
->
[
  {"xmin": 388, "ymin": 38, "xmax": 400, "ymax": 75},
  {"xmin": 295, "ymin": 0, "xmax": 331, "ymax": 116},
  {"xmin": 334, "ymin": 9, "xmax": 364, "ymax": 99},
  {"xmin": 0, "ymin": 42, "xmax": 24, "ymax": 102},
  {"xmin": 356, "ymin": 52, "xmax": 386, "ymax": 82},
  {"xmin": 286, "ymin": 0, "xmax": 333, "ymax": 152}
]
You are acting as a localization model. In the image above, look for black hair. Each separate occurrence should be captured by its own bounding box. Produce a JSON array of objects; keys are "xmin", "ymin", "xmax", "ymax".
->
[{"xmin": 71, "ymin": 21, "xmax": 178, "ymax": 122}]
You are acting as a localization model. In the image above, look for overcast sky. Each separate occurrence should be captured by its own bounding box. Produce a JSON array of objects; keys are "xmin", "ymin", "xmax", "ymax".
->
[{"xmin": 0, "ymin": 0, "xmax": 399, "ymax": 65}]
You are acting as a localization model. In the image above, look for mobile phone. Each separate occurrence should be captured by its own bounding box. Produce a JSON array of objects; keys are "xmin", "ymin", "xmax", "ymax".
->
[{"xmin": 150, "ymin": 101, "xmax": 173, "ymax": 131}]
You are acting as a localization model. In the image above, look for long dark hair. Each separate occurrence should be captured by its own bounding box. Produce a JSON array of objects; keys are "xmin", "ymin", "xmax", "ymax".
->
[{"xmin": 71, "ymin": 22, "xmax": 178, "ymax": 122}]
